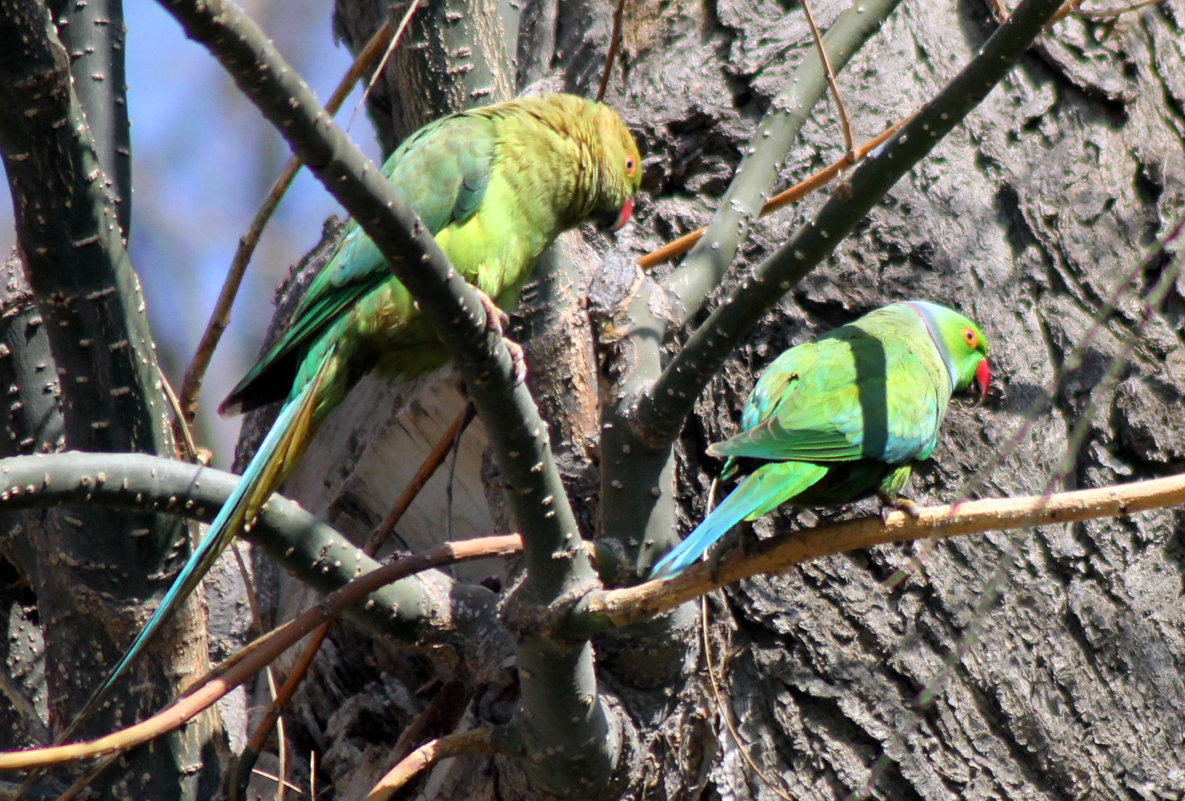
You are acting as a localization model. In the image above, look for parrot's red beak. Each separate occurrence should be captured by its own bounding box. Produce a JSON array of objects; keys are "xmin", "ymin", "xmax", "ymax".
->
[
  {"xmin": 974, "ymin": 359, "xmax": 990, "ymax": 402},
  {"xmin": 606, "ymin": 197, "xmax": 634, "ymax": 232}
]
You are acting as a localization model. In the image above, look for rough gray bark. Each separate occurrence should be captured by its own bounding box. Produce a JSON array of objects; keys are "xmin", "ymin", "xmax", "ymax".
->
[
  {"xmin": 0, "ymin": 0, "xmax": 1181, "ymax": 797},
  {"xmin": 627, "ymin": 1, "xmax": 1185, "ymax": 799}
]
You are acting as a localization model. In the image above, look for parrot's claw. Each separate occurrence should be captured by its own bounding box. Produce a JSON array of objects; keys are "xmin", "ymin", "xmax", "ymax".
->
[
  {"xmin": 878, "ymin": 493, "xmax": 922, "ymax": 521},
  {"xmin": 475, "ymin": 288, "xmax": 511, "ymax": 336},
  {"xmin": 505, "ymin": 338, "xmax": 528, "ymax": 387},
  {"xmin": 475, "ymin": 289, "xmax": 527, "ymax": 386}
]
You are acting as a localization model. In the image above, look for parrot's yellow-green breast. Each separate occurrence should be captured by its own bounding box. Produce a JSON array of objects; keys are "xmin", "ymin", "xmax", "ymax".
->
[{"xmin": 220, "ymin": 93, "xmax": 641, "ymax": 418}]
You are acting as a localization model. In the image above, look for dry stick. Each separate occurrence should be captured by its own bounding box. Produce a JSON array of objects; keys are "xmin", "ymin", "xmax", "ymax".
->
[
  {"xmin": 801, "ymin": 0, "xmax": 856, "ymax": 161},
  {"xmin": 694, "ymin": 485, "xmax": 795, "ymax": 801},
  {"xmin": 700, "ymin": 597, "xmax": 795, "ymax": 801},
  {"xmin": 308, "ymin": 752, "xmax": 317, "ymax": 800},
  {"xmin": 347, "ymin": 0, "xmax": 420, "ymax": 132},
  {"xmin": 1077, "ymin": 0, "xmax": 1163, "ymax": 20},
  {"xmin": 0, "ymin": 534, "xmax": 523, "ymax": 772},
  {"xmin": 596, "ymin": 0, "xmax": 628, "ymax": 102},
  {"xmin": 363, "ymin": 728, "xmax": 496, "ymax": 801},
  {"xmin": 584, "ymin": 472, "xmax": 1185, "ymax": 629},
  {"xmin": 366, "ymin": 403, "xmax": 477, "ymax": 554},
  {"xmin": 1048, "ymin": 0, "xmax": 1086, "ymax": 23},
  {"xmin": 57, "ymin": 753, "xmax": 119, "ymax": 801},
  {"xmin": 231, "ymin": 403, "xmax": 477, "ymax": 796},
  {"xmin": 636, "ymin": 115, "xmax": 909, "ymax": 270},
  {"xmin": 228, "ymin": 543, "xmax": 290, "ymax": 801},
  {"xmin": 230, "ymin": 620, "xmax": 324, "ymax": 798},
  {"xmin": 176, "ymin": 19, "xmax": 395, "ymax": 428},
  {"xmin": 998, "ymin": 0, "xmax": 1086, "ymax": 25},
  {"xmin": 159, "ymin": 366, "xmax": 202, "ymax": 461}
]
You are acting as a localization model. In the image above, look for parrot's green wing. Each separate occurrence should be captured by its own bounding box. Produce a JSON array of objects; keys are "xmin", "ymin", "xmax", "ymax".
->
[
  {"xmin": 220, "ymin": 114, "xmax": 496, "ymax": 415},
  {"xmin": 709, "ymin": 328, "xmax": 946, "ymax": 466}
]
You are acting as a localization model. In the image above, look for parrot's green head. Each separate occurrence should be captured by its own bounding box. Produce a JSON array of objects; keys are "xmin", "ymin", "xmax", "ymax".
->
[
  {"xmin": 584, "ymin": 100, "xmax": 643, "ymax": 233},
  {"xmin": 903, "ymin": 300, "xmax": 990, "ymax": 399}
]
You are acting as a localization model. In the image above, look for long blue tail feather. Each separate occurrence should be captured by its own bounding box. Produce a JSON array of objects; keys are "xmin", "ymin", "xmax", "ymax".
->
[
  {"xmin": 59, "ymin": 358, "xmax": 327, "ymax": 743},
  {"xmin": 650, "ymin": 462, "xmax": 827, "ymax": 580}
]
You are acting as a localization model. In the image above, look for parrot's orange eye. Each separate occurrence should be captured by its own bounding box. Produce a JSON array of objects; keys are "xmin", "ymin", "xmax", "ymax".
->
[
  {"xmin": 625, "ymin": 156, "xmax": 637, "ymax": 176},
  {"xmin": 962, "ymin": 328, "xmax": 978, "ymax": 347}
]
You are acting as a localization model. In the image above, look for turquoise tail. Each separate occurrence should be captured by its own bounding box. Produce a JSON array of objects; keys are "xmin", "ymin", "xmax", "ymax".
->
[
  {"xmin": 650, "ymin": 461, "xmax": 827, "ymax": 580},
  {"xmin": 60, "ymin": 356, "xmax": 328, "ymax": 743}
]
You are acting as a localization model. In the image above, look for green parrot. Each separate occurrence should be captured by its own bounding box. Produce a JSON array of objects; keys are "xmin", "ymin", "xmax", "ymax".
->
[
  {"xmin": 70, "ymin": 93, "xmax": 642, "ymax": 736},
  {"xmin": 651, "ymin": 300, "xmax": 989, "ymax": 579}
]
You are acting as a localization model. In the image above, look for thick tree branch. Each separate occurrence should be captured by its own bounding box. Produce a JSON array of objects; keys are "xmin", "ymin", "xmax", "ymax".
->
[
  {"xmin": 153, "ymin": 0, "xmax": 589, "ymax": 618},
  {"xmin": 0, "ymin": 451, "xmax": 509, "ymax": 669},
  {"xmin": 596, "ymin": 0, "xmax": 901, "ymax": 585},
  {"xmin": 47, "ymin": 0, "xmax": 132, "ymax": 238},
  {"xmin": 0, "ymin": 0, "xmax": 173, "ymax": 461},
  {"xmin": 0, "ymin": 2, "xmax": 201, "ymax": 777},
  {"xmin": 148, "ymin": 2, "xmax": 612, "ymax": 792}
]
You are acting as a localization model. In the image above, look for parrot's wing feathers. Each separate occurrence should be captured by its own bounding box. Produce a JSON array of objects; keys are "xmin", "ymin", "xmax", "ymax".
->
[
  {"xmin": 219, "ymin": 272, "xmax": 379, "ymax": 415},
  {"xmin": 651, "ymin": 461, "xmax": 828, "ymax": 579},
  {"xmin": 708, "ymin": 420, "xmax": 864, "ymax": 462},
  {"xmin": 386, "ymin": 113, "xmax": 494, "ymax": 232},
  {"xmin": 222, "ymin": 115, "xmax": 498, "ymax": 416},
  {"xmin": 709, "ymin": 333, "xmax": 946, "ymax": 465},
  {"xmin": 452, "ymin": 157, "xmax": 490, "ymax": 223},
  {"xmin": 314, "ymin": 117, "xmax": 494, "ymax": 292}
]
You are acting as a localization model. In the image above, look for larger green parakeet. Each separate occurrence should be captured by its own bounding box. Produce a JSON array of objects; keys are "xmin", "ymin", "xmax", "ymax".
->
[
  {"xmin": 70, "ymin": 93, "xmax": 642, "ymax": 736},
  {"xmin": 651, "ymin": 300, "xmax": 989, "ymax": 579}
]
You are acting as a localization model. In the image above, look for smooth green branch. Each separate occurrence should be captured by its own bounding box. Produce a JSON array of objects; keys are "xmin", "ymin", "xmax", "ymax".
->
[
  {"xmin": 0, "ymin": 451, "xmax": 506, "ymax": 669},
  {"xmin": 51, "ymin": 0, "xmax": 132, "ymax": 237},
  {"xmin": 661, "ymin": 0, "xmax": 902, "ymax": 321},
  {"xmin": 639, "ymin": 0, "xmax": 1067, "ymax": 445}
]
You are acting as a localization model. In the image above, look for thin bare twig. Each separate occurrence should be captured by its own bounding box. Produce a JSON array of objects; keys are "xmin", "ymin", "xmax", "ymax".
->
[
  {"xmin": 363, "ymin": 728, "xmax": 497, "ymax": 801},
  {"xmin": 366, "ymin": 403, "xmax": 476, "ymax": 554},
  {"xmin": 578, "ymin": 472, "xmax": 1185, "ymax": 632},
  {"xmin": 348, "ymin": 2, "xmax": 420, "ymax": 132},
  {"xmin": 637, "ymin": 115, "xmax": 908, "ymax": 270},
  {"xmin": 1075, "ymin": 0, "xmax": 1162, "ymax": 19},
  {"xmin": 0, "ymin": 534, "xmax": 522, "ymax": 771},
  {"xmin": 596, "ymin": 0, "xmax": 627, "ymax": 102},
  {"xmin": 177, "ymin": 20, "xmax": 395, "ymax": 428},
  {"xmin": 701, "ymin": 596, "xmax": 795, "ymax": 801},
  {"xmin": 231, "ymin": 402, "xmax": 476, "ymax": 794},
  {"xmin": 801, "ymin": 0, "xmax": 856, "ymax": 161}
]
